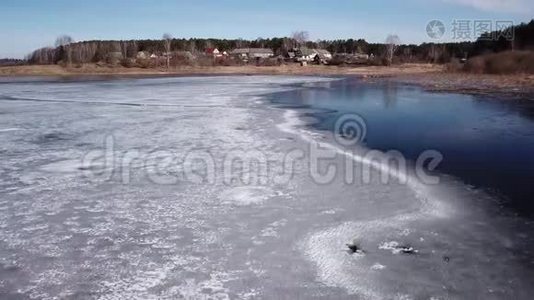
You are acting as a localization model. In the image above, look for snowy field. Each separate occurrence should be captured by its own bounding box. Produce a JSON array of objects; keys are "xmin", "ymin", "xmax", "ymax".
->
[{"xmin": 0, "ymin": 76, "xmax": 533, "ymax": 299}]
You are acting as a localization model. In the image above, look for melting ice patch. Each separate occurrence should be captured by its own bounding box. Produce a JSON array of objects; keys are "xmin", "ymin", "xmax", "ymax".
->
[
  {"xmin": 219, "ymin": 186, "xmax": 275, "ymax": 206},
  {"xmin": 299, "ymin": 221, "xmax": 385, "ymax": 299},
  {"xmin": 39, "ymin": 159, "xmax": 84, "ymax": 173},
  {"xmin": 370, "ymin": 263, "xmax": 386, "ymax": 271},
  {"xmin": 378, "ymin": 241, "xmax": 404, "ymax": 255},
  {"xmin": 0, "ymin": 127, "xmax": 23, "ymax": 132}
]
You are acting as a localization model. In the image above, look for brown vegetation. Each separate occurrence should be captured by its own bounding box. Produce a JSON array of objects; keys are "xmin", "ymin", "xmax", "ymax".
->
[
  {"xmin": 463, "ymin": 51, "xmax": 534, "ymax": 74},
  {"xmin": 0, "ymin": 63, "xmax": 440, "ymax": 77},
  {"xmin": 392, "ymin": 72, "xmax": 534, "ymax": 97}
]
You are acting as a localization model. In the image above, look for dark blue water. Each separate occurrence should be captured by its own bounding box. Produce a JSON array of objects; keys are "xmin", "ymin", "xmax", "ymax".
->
[{"xmin": 272, "ymin": 77, "xmax": 534, "ymax": 216}]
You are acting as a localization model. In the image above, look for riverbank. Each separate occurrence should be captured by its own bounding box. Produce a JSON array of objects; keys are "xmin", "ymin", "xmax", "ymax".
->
[
  {"xmin": 2, "ymin": 63, "xmax": 533, "ymax": 98},
  {"xmin": 0, "ymin": 63, "xmax": 440, "ymax": 77},
  {"xmin": 388, "ymin": 72, "xmax": 534, "ymax": 98}
]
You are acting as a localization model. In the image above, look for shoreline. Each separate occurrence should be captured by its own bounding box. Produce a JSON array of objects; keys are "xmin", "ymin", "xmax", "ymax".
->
[
  {"xmin": 387, "ymin": 72, "xmax": 534, "ymax": 100},
  {"xmin": 0, "ymin": 63, "xmax": 440, "ymax": 77},
  {"xmin": 1, "ymin": 63, "xmax": 533, "ymax": 99}
]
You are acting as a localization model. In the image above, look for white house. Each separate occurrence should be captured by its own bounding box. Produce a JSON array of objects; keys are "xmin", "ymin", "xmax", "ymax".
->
[{"xmin": 298, "ymin": 48, "xmax": 318, "ymax": 62}]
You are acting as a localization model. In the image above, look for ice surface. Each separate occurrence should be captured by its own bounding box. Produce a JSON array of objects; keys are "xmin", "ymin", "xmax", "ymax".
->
[
  {"xmin": 0, "ymin": 76, "xmax": 533, "ymax": 299},
  {"xmin": 219, "ymin": 186, "xmax": 275, "ymax": 206}
]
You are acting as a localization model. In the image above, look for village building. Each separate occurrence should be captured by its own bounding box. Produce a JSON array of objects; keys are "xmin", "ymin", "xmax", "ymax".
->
[
  {"xmin": 294, "ymin": 48, "xmax": 333, "ymax": 63},
  {"xmin": 248, "ymin": 48, "xmax": 274, "ymax": 59},
  {"xmin": 315, "ymin": 49, "xmax": 332, "ymax": 60},
  {"xmin": 231, "ymin": 48, "xmax": 274, "ymax": 60},
  {"xmin": 298, "ymin": 47, "xmax": 318, "ymax": 62},
  {"xmin": 231, "ymin": 48, "xmax": 249, "ymax": 59},
  {"xmin": 314, "ymin": 49, "xmax": 333, "ymax": 64},
  {"xmin": 205, "ymin": 48, "xmax": 223, "ymax": 58}
]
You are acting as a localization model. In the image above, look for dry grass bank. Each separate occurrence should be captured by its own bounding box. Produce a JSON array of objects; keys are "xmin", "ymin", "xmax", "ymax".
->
[
  {"xmin": 0, "ymin": 63, "xmax": 441, "ymax": 77},
  {"xmin": 463, "ymin": 51, "xmax": 534, "ymax": 75},
  {"xmin": 392, "ymin": 72, "xmax": 534, "ymax": 97}
]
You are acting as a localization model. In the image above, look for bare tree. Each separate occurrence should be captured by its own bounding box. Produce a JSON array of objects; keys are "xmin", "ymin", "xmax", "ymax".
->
[
  {"xmin": 291, "ymin": 31, "xmax": 309, "ymax": 48},
  {"xmin": 189, "ymin": 39, "xmax": 197, "ymax": 54},
  {"xmin": 27, "ymin": 47, "xmax": 55, "ymax": 64},
  {"xmin": 55, "ymin": 35, "xmax": 74, "ymax": 47},
  {"xmin": 55, "ymin": 35, "xmax": 74, "ymax": 66},
  {"xmin": 162, "ymin": 33, "xmax": 172, "ymax": 68},
  {"xmin": 385, "ymin": 34, "xmax": 400, "ymax": 66}
]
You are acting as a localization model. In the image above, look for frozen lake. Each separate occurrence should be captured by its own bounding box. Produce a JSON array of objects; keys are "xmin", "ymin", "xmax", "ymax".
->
[
  {"xmin": 1, "ymin": 76, "xmax": 533, "ymax": 299},
  {"xmin": 271, "ymin": 78, "xmax": 534, "ymax": 216}
]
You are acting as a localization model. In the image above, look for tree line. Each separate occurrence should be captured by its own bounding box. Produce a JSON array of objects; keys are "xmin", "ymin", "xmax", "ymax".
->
[{"xmin": 26, "ymin": 20, "xmax": 534, "ymax": 65}]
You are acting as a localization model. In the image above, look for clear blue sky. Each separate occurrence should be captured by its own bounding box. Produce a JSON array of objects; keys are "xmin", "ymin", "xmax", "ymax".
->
[{"xmin": 1, "ymin": 0, "xmax": 532, "ymax": 58}]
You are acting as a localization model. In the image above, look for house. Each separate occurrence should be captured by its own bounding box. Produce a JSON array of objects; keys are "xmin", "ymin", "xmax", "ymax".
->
[
  {"xmin": 292, "ymin": 48, "xmax": 333, "ymax": 64},
  {"xmin": 205, "ymin": 48, "xmax": 222, "ymax": 58},
  {"xmin": 248, "ymin": 48, "xmax": 274, "ymax": 59},
  {"xmin": 314, "ymin": 49, "xmax": 333, "ymax": 64},
  {"xmin": 231, "ymin": 48, "xmax": 250, "ymax": 59},
  {"xmin": 315, "ymin": 49, "xmax": 332, "ymax": 60},
  {"xmin": 231, "ymin": 48, "xmax": 274, "ymax": 60},
  {"xmin": 298, "ymin": 48, "xmax": 318, "ymax": 62}
]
